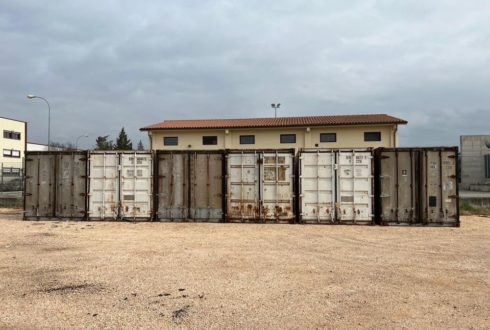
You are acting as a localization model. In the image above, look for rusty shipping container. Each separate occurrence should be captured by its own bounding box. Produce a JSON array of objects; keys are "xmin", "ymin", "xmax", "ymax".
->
[
  {"xmin": 375, "ymin": 147, "xmax": 459, "ymax": 226},
  {"xmin": 155, "ymin": 151, "xmax": 225, "ymax": 222},
  {"xmin": 88, "ymin": 151, "xmax": 153, "ymax": 220},
  {"xmin": 24, "ymin": 151, "xmax": 88, "ymax": 219},
  {"xmin": 298, "ymin": 149, "xmax": 374, "ymax": 224},
  {"xmin": 226, "ymin": 149, "xmax": 295, "ymax": 223}
]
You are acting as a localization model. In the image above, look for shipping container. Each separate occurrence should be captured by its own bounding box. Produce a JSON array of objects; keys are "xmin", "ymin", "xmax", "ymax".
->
[
  {"xmin": 226, "ymin": 150, "xmax": 295, "ymax": 223},
  {"xmin": 155, "ymin": 151, "xmax": 224, "ymax": 222},
  {"xmin": 298, "ymin": 149, "xmax": 374, "ymax": 224},
  {"xmin": 375, "ymin": 147, "xmax": 459, "ymax": 226},
  {"xmin": 24, "ymin": 151, "xmax": 87, "ymax": 219},
  {"xmin": 87, "ymin": 151, "xmax": 153, "ymax": 220}
]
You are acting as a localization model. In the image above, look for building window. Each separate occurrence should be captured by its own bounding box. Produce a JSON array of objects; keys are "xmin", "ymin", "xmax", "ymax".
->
[
  {"xmin": 163, "ymin": 137, "xmax": 178, "ymax": 146},
  {"xmin": 364, "ymin": 132, "xmax": 381, "ymax": 142},
  {"xmin": 240, "ymin": 135, "xmax": 255, "ymax": 145},
  {"xmin": 203, "ymin": 136, "xmax": 218, "ymax": 145},
  {"xmin": 2, "ymin": 167, "xmax": 21, "ymax": 176},
  {"xmin": 3, "ymin": 149, "xmax": 21, "ymax": 158},
  {"xmin": 320, "ymin": 133, "xmax": 337, "ymax": 143},
  {"xmin": 3, "ymin": 130, "xmax": 21, "ymax": 140},
  {"xmin": 280, "ymin": 134, "xmax": 296, "ymax": 144}
]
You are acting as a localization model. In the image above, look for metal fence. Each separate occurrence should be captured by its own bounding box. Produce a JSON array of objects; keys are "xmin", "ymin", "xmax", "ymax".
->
[{"xmin": 0, "ymin": 162, "xmax": 24, "ymax": 208}]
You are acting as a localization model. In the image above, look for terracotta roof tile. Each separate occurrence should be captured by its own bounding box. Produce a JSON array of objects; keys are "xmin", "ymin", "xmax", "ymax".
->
[{"xmin": 140, "ymin": 114, "xmax": 407, "ymax": 131}]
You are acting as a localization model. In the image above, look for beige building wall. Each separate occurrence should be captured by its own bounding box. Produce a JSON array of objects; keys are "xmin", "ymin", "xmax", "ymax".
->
[
  {"xmin": 149, "ymin": 124, "xmax": 399, "ymax": 150},
  {"xmin": 0, "ymin": 117, "xmax": 27, "ymax": 171}
]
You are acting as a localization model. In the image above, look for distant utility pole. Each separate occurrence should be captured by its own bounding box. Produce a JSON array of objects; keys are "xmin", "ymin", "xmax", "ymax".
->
[{"xmin": 271, "ymin": 103, "xmax": 281, "ymax": 118}]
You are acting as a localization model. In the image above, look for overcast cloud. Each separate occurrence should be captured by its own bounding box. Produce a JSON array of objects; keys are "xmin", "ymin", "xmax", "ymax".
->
[{"xmin": 1, "ymin": 1, "xmax": 489, "ymax": 148}]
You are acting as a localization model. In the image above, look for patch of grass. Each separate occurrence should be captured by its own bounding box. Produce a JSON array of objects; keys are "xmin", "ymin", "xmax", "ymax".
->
[{"xmin": 460, "ymin": 202, "xmax": 490, "ymax": 215}]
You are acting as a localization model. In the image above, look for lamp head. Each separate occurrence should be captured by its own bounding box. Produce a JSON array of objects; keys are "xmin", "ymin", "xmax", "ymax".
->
[{"xmin": 27, "ymin": 94, "xmax": 36, "ymax": 99}]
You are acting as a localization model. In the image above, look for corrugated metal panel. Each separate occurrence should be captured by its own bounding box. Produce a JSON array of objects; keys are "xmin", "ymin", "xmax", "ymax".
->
[
  {"xmin": 189, "ymin": 153, "xmax": 223, "ymax": 221},
  {"xmin": 55, "ymin": 153, "xmax": 87, "ymax": 218},
  {"xmin": 337, "ymin": 150, "xmax": 373, "ymax": 224},
  {"xmin": 24, "ymin": 153, "xmax": 56, "ymax": 218},
  {"xmin": 120, "ymin": 152, "xmax": 152, "ymax": 220},
  {"xmin": 156, "ymin": 153, "xmax": 189, "ymax": 220},
  {"xmin": 299, "ymin": 151, "xmax": 336, "ymax": 223},
  {"xmin": 24, "ymin": 152, "xmax": 87, "ymax": 219},
  {"xmin": 376, "ymin": 147, "xmax": 459, "ymax": 226},
  {"xmin": 226, "ymin": 150, "xmax": 294, "ymax": 223},
  {"xmin": 88, "ymin": 152, "xmax": 119, "ymax": 220}
]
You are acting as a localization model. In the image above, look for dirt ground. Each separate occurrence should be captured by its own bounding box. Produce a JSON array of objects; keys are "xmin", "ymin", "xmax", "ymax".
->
[{"xmin": 0, "ymin": 209, "xmax": 488, "ymax": 329}]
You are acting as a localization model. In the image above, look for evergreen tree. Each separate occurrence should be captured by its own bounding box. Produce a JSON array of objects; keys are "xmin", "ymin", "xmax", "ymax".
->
[
  {"xmin": 137, "ymin": 140, "xmax": 145, "ymax": 151},
  {"xmin": 115, "ymin": 127, "xmax": 133, "ymax": 150},
  {"xmin": 95, "ymin": 135, "xmax": 114, "ymax": 150}
]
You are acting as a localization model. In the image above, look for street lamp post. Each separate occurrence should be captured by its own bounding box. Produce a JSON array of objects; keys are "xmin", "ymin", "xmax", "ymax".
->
[
  {"xmin": 76, "ymin": 134, "xmax": 89, "ymax": 150},
  {"xmin": 27, "ymin": 94, "xmax": 51, "ymax": 151},
  {"xmin": 271, "ymin": 103, "xmax": 281, "ymax": 118}
]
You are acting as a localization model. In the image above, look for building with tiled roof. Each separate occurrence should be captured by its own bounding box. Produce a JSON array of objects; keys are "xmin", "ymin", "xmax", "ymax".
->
[{"xmin": 140, "ymin": 114, "xmax": 407, "ymax": 150}]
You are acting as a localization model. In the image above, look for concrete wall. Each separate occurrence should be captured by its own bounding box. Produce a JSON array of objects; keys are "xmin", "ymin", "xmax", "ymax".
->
[
  {"xmin": 148, "ymin": 124, "xmax": 398, "ymax": 151},
  {"xmin": 460, "ymin": 135, "xmax": 490, "ymax": 190},
  {"xmin": 0, "ymin": 117, "xmax": 26, "ymax": 170}
]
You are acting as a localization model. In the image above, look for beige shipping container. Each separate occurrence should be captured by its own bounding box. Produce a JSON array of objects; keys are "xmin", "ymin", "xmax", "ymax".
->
[
  {"xmin": 375, "ymin": 147, "xmax": 459, "ymax": 226},
  {"xmin": 155, "ymin": 151, "xmax": 224, "ymax": 222},
  {"xmin": 24, "ymin": 151, "xmax": 87, "ymax": 219}
]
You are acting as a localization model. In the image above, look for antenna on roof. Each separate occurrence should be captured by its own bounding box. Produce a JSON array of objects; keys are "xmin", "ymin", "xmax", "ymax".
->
[{"xmin": 271, "ymin": 103, "xmax": 281, "ymax": 118}]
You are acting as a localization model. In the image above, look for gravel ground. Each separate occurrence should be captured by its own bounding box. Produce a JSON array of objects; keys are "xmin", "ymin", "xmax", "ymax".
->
[{"xmin": 0, "ymin": 209, "xmax": 489, "ymax": 329}]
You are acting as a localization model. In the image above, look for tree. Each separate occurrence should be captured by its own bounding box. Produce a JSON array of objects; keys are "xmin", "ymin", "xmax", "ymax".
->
[
  {"xmin": 115, "ymin": 127, "xmax": 132, "ymax": 150},
  {"xmin": 95, "ymin": 135, "xmax": 114, "ymax": 150},
  {"xmin": 50, "ymin": 141, "xmax": 77, "ymax": 151},
  {"xmin": 137, "ymin": 140, "xmax": 145, "ymax": 151}
]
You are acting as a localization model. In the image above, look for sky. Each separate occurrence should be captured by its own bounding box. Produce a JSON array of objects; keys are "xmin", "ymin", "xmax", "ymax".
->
[{"xmin": 1, "ymin": 1, "xmax": 489, "ymax": 148}]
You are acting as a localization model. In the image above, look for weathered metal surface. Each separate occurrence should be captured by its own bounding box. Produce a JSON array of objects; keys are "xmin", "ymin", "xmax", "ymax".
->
[
  {"xmin": 88, "ymin": 152, "xmax": 119, "ymax": 220},
  {"xmin": 55, "ymin": 153, "xmax": 87, "ymax": 218},
  {"xmin": 336, "ymin": 150, "xmax": 373, "ymax": 224},
  {"xmin": 120, "ymin": 153, "xmax": 153, "ymax": 220},
  {"xmin": 298, "ymin": 149, "xmax": 373, "ymax": 224},
  {"xmin": 156, "ymin": 153, "xmax": 189, "ymax": 220},
  {"xmin": 189, "ymin": 153, "xmax": 223, "ymax": 221},
  {"xmin": 226, "ymin": 150, "xmax": 294, "ymax": 223},
  {"xmin": 376, "ymin": 147, "xmax": 459, "ymax": 226},
  {"xmin": 156, "ymin": 151, "xmax": 224, "ymax": 222},
  {"xmin": 24, "ymin": 153, "xmax": 56, "ymax": 218},
  {"xmin": 24, "ymin": 152, "xmax": 87, "ymax": 219}
]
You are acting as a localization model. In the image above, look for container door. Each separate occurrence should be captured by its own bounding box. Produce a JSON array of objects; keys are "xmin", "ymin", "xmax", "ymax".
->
[
  {"xmin": 379, "ymin": 150, "xmax": 418, "ymax": 225},
  {"xmin": 24, "ymin": 153, "xmax": 56, "ymax": 218},
  {"xmin": 157, "ymin": 153, "xmax": 189, "ymax": 220},
  {"xmin": 299, "ymin": 151, "xmax": 335, "ymax": 223},
  {"xmin": 189, "ymin": 153, "xmax": 223, "ymax": 222},
  {"xmin": 56, "ymin": 152, "xmax": 87, "ymax": 219},
  {"xmin": 423, "ymin": 150, "xmax": 459, "ymax": 225},
  {"xmin": 337, "ymin": 151, "xmax": 373, "ymax": 224},
  {"xmin": 226, "ymin": 152, "xmax": 260, "ymax": 222},
  {"xmin": 120, "ymin": 153, "xmax": 152, "ymax": 220},
  {"xmin": 88, "ymin": 153, "xmax": 119, "ymax": 220},
  {"xmin": 261, "ymin": 152, "xmax": 294, "ymax": 223}
]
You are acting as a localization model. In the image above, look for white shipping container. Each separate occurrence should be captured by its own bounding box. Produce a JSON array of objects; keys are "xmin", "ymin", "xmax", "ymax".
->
[
  {"xmin": 226, "ymin": 150, "xmax": 294, "ymax": 223},
  {"xmin": 299, "ymin": 149, "xmax": 373, "ymax": 224},
  {"xmin": 120, "ymin": 153, "xmax": 153, "ymax": 219},
  {"xmin": 88, "ymin": 152, "xmax": 119, "ymax": 220}
]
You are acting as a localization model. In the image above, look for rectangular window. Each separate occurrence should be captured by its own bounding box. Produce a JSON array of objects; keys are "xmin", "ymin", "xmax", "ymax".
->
[
  {"xmin": 364, "ymin": 132, "xmax": 381, "ymax": 142},
  {"xmin": 280, "ymin": 134, "xmax": 296, "ymax": 144},
  {"xmin": 2, "ymin": 167, "xmax": 21, "ymax": 176},
  {"xmin": 240, "ymin": 135, "xmax": 255, "ymax": 145},
  {"xmin": 3, "ymin": 130, "xmax": 21, "ymax": 140},
  {"xmin": 163, "ymin": 137, "xmax": 178, "ymax": 146},
  {"xmin": 203, "ymin": 136, "xmax": 218, "ymax": 145},
  {"xmin": 11, "ymin": 150, "xmax": 20, "ymax": 158},
  {"xmin": 320, "ymin": 133, "xmax": 337, "ymax": 143},
  {"xmin": 3, "ymin": 149, "xmax": 11, "ymax": 157}
]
